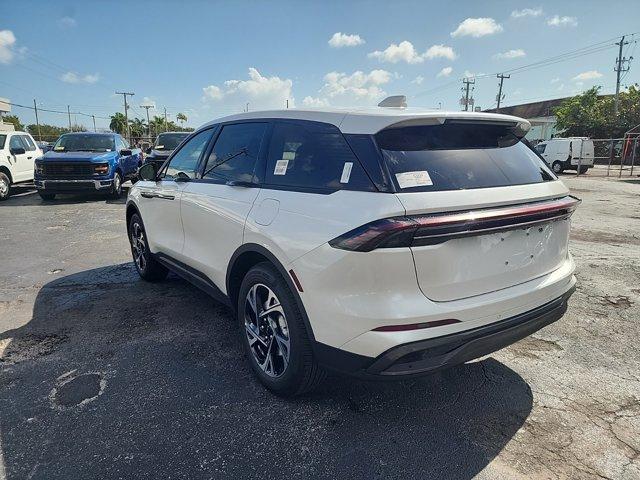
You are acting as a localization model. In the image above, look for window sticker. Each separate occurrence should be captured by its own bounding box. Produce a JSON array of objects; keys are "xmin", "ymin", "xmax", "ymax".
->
[
  {"xmin": 340, "ymin": 162, "xmax": 353, "ymax": 183},
  {"xmin": 274, "ymin": 159, "xmax": 289, "ymax": 175},
  {"xmin": 395, "ymin": 170, "xmax": 433, "ymax": 189}
]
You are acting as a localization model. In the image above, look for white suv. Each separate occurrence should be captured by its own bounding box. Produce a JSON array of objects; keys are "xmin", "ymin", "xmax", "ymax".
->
[
  {"xmin": 127, "ymin": 107, "xmax": 578, "ymax": 396},
  {"xmin": 0, "ymin": 131, "xmax": 42, "ymax": 200}
]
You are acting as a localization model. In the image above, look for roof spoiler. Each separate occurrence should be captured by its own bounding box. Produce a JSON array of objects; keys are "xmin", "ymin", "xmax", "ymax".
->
[{"xmin": 378, "ymin": 95, "xmax": 407, "ymax": 108}]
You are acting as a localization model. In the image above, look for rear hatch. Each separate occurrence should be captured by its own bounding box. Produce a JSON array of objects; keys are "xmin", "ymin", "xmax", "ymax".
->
[{"xmin": 377, "ymin": 119, "xmax": 574, "ymax": 302}]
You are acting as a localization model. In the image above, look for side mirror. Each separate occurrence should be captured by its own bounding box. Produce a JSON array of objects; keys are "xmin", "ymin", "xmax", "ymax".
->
[
  {"xmin": 174, "ymin": 171, "xmax": 191, "ymax": 182},
  {"xmin": 138, "ymin": 162, "xmax": 158, "ymax": 181},
  {"xmin": 145, "ymin": 147, "xmax": 152, "ymax": 154},
  {"xmin": 120, "ymin": 149, "xmax": 133, "ymax": 156},
  {"xmin": 10, "ymin": 147, "xmax": 26, "ymax": 156}
]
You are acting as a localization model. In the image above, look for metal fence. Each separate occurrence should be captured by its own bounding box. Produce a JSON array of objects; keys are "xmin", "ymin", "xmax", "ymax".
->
[{"xmin": 590, "ymin": 138, "xmax": 639, "ymax": 177}]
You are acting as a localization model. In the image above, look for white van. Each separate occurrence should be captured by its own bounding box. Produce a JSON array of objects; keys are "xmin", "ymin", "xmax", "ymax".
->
[{"xmin": 535, "ymin": 137, "xmax": 594, "ymax": 174}]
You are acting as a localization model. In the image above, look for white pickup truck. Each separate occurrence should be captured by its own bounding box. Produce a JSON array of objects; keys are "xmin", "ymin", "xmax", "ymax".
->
[{"xmin": 0, "ymin": 131, "xmax": 42, "ymax": 200}]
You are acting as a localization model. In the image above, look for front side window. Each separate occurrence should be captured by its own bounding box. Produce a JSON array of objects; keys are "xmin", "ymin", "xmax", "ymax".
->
[
  {"xmin": 19, "ymin": 135, "xmax": 36, "ymax": 151},
  {"xmin": 535, "ymin": 144, "xmax": 547, "ymax": 154},
  {"xmin": 163, "ymin": 129, "xmax": 212, "ymax": 180},
  {"xmin": 9, "ymin": 135, "xmax": 23, "ymax": 151},
  {"xmin": 376, "ymin": 122, "xmax": 555, "ymax": 192},
  {"xmin": 53, "ymin": 134, "xmax": 115, "ymax": 152},
  {"xmin": 202, "ymin": 123, "xmax": 266, "ymax": 183},
  {"xmin": 265, "ymin": 122, "xmax": 373, "ymax": 191}
]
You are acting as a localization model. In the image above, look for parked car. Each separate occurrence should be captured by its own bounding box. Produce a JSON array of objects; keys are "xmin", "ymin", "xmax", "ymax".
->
[
  {"xmin": 144, "ymin": 132, "xmax": 190, "ymax": 170},
  {"xmin": 37, "ymin": 141, "xmax": 53, "ymax": 153},
  {"xmin": 535, "ymin": 137, "xmax": 594, "ymax": 174},
  {"xmin": 34, "ymin": 132, "xmax": 141, "ymax": 200},
  {"xmin": 0, "ymin": 131, "xmax": 43, "ymax": 200},
  {"xmin": 126, "ymin": 106, "xmax": 579, "ymax": 396}
]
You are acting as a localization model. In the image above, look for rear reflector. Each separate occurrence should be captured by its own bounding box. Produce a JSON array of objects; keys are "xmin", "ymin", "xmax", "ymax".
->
[
  {"xmin": 373, "ymin": 318, "xmax": 461, "ymax": 332},
  {"xmin": 329, "ymin": 195, "xmax": 580, "ymax": 252}
]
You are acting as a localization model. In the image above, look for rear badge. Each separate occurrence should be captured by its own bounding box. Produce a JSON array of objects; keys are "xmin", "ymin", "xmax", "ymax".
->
[{"xmin": 396, "ymin": 170, "xmax": 433, "ymax": 189}]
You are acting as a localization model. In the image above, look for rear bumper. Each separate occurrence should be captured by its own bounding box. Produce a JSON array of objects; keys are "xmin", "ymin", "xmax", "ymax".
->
[
  {"xmin": 314, "ymin": 286, "xmax": 574, "ymax": 379},
  {"xmin": 35, "ymin": 178, "xmax": 113, "ymax": 192}
]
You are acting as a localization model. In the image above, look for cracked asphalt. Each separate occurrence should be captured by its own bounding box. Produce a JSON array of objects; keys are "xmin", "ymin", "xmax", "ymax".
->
[{"xmin": 0, "ymin": 172, "xmax": 639, "ymax": 479}]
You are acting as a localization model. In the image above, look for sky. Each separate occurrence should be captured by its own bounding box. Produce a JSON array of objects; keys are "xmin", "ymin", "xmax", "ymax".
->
[{"xmin": 1, "ymin": 0, "xmax": 639, "ymax": 131}]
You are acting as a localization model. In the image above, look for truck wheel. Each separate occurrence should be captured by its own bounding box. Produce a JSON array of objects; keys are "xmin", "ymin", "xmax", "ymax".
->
[
  {"xmin": 110, "ymin": 172, "xmax": 123, "ymax": 199},
  {"xmin": 38, "ymin": 192, "xmax": 56, "ymax": 201},
  {"xmin": 0, "ymin": 172, "xmax": 11, "ymax": 201},
  {"xmin": 552, "ymin": 161, "xmax": 564, "ymax": 174},
  {"xmin": 578, "ymin": 166, "xmax": 589, "ymax": 174}
]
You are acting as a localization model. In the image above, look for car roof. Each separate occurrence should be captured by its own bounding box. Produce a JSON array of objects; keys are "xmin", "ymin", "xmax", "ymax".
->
[
  {"xmin": 61, "ymin": 132, "xmax": 116, "ymax": 137},
  {"xmin": 158, "ymin": 131, "xmax": 190, "ymax": 135},
  {"xmin": 200, "ymin": 107, "xmax": 530, "ymax": 135}
]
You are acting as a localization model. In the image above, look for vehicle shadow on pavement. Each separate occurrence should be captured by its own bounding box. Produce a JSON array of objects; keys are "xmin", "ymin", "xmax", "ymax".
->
[
  {"xmin": 0, "ymin": 188, "xmax": 128, "ymax": 206},
  {"xmin": 0, "ymin": 264, "xmax": 533, "ymax": 480}
]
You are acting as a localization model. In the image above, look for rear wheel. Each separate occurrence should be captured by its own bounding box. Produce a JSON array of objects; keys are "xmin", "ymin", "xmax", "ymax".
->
[
  {"xmin": 0, "ymin": 172, "xmax": 11, "ymax": 201},
  {"xmin": 552, "ymin": 161, "xmax": 564, "ymax": 174},
  {"xmin": 238, "ymin": 263, "xmax": 325, "ymax": 396},
  {"xmin": 38, "ymin": 192, "xmax": 56, "ymax": 201},
  {"xmin": 578, "ymin": 166, "xmax": 589, "ymax": 174},
  {"xmin": 128, "ymin": 213, "xmax": 168, "ymax": 281}
]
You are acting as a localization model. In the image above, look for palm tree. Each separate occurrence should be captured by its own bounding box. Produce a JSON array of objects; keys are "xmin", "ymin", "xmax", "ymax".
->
[
  {"xmin": 128, "ymin": 118, "xmax": 147, "ymax": 139},
  {"xmin": 109, "ymin": 113, "xmax": 127, "ymax": 134},
  {"xmin": 150, "ymin": 115, "xmax": 167, "ymax": 134},
  {"xmin": 176, "ymin": 112, "xmax": 187, "ymax": 126}
]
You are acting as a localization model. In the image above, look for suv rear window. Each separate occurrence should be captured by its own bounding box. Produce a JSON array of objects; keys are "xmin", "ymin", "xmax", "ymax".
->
[
  {"xmin": 265, "ymin": 121, "xmax": 374, "ymax": 192},
  {"xmin": 376, "ymin": 122, "xmax": 555, "ymax": 192}
]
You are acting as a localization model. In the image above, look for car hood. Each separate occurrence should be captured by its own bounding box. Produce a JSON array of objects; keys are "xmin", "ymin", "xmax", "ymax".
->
[
  {"xmin": 149, "ymin": 149, "xmax": 172, "ymax": 158},
  {"xmin": 42, "ymin": 151, "xmax": 117, "ymax": 162}
]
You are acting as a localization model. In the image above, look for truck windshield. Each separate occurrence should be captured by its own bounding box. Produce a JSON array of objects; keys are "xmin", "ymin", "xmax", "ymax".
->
[
  {"xmin": 154, "ymin": 133, "xmax": 189, "ymax": 150},
  {"xmin": 53, "ymin": 134, "xmax": 115, "ymax": 152},
  {"xmin": 376, "ymin": 122, "xmax": 555, "ymax": 192}
]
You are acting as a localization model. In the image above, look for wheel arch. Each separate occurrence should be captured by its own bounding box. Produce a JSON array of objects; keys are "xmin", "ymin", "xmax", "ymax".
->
[
  {"xmin": 125, "ymin": 201, "xmax": 140, "ymax": 235},
  {"xmin": 226, "ymin": 243, "xmax": 316, "ymax": 342}
]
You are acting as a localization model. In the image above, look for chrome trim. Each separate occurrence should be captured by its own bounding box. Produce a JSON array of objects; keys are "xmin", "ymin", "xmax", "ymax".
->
[{"xmin": 37, "ymin": 179, "xmax": 112, "ymax": 190}]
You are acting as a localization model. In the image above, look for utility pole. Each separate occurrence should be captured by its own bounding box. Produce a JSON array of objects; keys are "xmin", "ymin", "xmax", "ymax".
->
[
  {"xmin": 496, "ymin": 74, "xmax": 510, "ymax": 113},
  {"xmin": 286, "ymin": 99, "xmax": 289, "ymax": 109},
  {"xmin": 461, "ymin": 78, "xmax": 475, "ymax": 111},
  {"xmin": 614, "ymin": 36, "xmax": 631, "ymax": 116},
  {"xmin": 163, "ymin": 107, "xmax": 168, "ymax": 133},
  {"xmin": 33, "ymin": 99, "xmax": 41, "ymax": 141},
  {"xmin": 91, "ymin": 115, "xmax": 96, "ymax": 132},
  {"xmin": 140, "ymin": 103, "xmax": 153, "ymax": 139},
  {"xmin": 67, "ymin": 105, "xmax": 72, "ymax": 130},
  {"xmin": 116, "ymin": 91, "xmax": 135, "ymax": 141},
  {"xmin": 246, "ymin": 102, "xmax": 249, "ymax": 113}
]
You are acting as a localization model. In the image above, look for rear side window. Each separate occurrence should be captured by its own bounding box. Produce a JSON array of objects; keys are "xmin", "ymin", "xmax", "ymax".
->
[
  {"xmin": 265, "ymin": 122, "xmax": 374, "ymax": 192},
  {"xmin": 376, "ymin": 123, "xmax": 555, "ymax": 192},
  {"xmin": 203, "ymin": 123, "xmax": 266, "ymax": 183}
]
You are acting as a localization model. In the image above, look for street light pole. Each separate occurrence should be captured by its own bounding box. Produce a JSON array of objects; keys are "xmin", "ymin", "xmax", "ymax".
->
[{"xmin": 33, "ymin": 99, "xmax": 41, "ymax": 141}]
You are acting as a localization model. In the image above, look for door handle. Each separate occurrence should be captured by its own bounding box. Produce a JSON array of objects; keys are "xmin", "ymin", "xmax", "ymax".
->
[
  {"xmin": 27, "ymin": 156, "xmax": 33, "ymax": 160},
  {"xmin": 141, "ymin": 191, "xmax": 175, "ymax": 200}
]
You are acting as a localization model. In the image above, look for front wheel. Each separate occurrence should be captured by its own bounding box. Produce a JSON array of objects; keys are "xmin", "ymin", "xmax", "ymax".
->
[
  {"xmin": 110, "ymin": 172, "xmax": 123, "ymax": 199},
  {"xmin": 578, "ymin": 166, "xmax": 589, "ymax": 174},
  {"xmin": 128, "ymin": 213, "xmax": 168, "ymax": 282},
  {"xmin": 238, "ymin": 263, "xmax": 325, "ymax": 396},
  {"xmin": 0, "ymin": 172, "xmax": 11, "ymax": 201},
  {"xmin": 552, "ymin": 161, "xmax": 564, "ymax": 174}
]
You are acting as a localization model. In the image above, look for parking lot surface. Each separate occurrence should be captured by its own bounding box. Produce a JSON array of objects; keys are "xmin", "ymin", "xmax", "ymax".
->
[{"xmin": 0, "ymin": 174, "xmax": 639, "ymax": 480}]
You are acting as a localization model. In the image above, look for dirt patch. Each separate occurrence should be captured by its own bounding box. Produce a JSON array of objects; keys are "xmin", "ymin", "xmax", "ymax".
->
[
  {"xmin": 600, "ymin": 295, "xmax": 633, "ymax": 309},
  {"xmin": 0, "ymin": 333, "xmax": 68, "ymax": 364},
  {"xmin": 570, "ymin": 228, "xmax": 640, "ymax": 246},
  {"xmin": 508, "ymin": 337, "xmax": 563, "ymax": 360}
]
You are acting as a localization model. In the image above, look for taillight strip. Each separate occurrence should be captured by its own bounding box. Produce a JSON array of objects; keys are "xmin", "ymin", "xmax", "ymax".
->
[{"xmin": 329, "ymin": 195, "xmax": 581, "ymax": 252}]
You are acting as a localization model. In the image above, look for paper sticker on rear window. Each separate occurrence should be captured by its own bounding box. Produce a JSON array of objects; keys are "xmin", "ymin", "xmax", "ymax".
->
[
  {"xmin": 395, "ymin": 171, "xmax": 433, "ymax": 189},
  {"xmin": 274, "ymin": 159, "xmax": 289, "ymax": 175},
  {"xmin": 340, "ymin": 162, "xmax": 353, "ymax": 183}
]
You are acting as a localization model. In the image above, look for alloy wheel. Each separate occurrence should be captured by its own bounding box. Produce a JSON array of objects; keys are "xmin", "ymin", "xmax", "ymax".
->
[
  {"xmin": 113, "ymin": 174, "xmax": 122, "ymax": 195},
  {"xmin": 0, "ymin": 179, "xmax": 8, "ymax": 197},
  {"xmin": 244, "ymin": 283, "xmax": 290, "ymax": 378},
  {"xmin": 130, "ymin": 222, "xmax": 147, "ymax": 271}
]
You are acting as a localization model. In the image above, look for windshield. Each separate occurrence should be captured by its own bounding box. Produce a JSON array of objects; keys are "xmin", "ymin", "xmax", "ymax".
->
[
  {"xmin": 154, "ymin": 133, "xmax": 189, "ymax": 151},
  {"xmin": 376, "ymin": 123, "xmax": 555, "ymax": 192},
  {"xmin": 53, "ymin": 134, "xmax": 115, "ymax": 152}
]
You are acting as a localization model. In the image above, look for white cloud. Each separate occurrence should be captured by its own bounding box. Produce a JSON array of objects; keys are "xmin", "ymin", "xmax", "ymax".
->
[
  {"xmin": 328, "ymin": 32, "xmax": 365, "ymax": 48},
  {"xmin": 573, "ymin": 70, "xmax": 603, "ymax": 81},
  {"xmin": 140, "ymin": 97, "xmax": 156, "ymax": 108},
  {"xmin": 511, "ymin": 8, "xmax": 543, "ymax": 18},
  {"xmin": 59, "ymin": 16, "xmax": 77, "ymax": 28},
  {"xmin": 412, "ymin": 75, "xmax": 425, "ymax": 85},
  {"xmin": 302, "ymin": 96, "xmax": 330, "ymax": 107},
  {"xmin": 494, "ymin": 49, "xmax": 526, "ymax": 60},
  {"xmin": 424, "ymin": 44, "xmax": 457, "ymax": 60},
  {"xmin": 451, "ymin": 18, "xmax": 503, "ymax": 38},
  {"xmin": 550, "ymin": 77, "xmax": 561, "ymax": 84},
  {"xmin": 202, "ymin": 68, "xmax": 294, "ymax": 109},
  {"xmin": 320, "ymin": 69, "xmax": 391, "ymax": 101},
  {"xmin": 368, "ymin": 41, "xmax": 457, "ymax": 64},
  {"xmin": 0, "ymin": 30, "xmax": 17, "ymax": 64},
  {"xmin": 547, "ymin": 15, "xmax": 578, "ymax": 27},
  {"xmin": 368, "ymin": 41, "xmax": 425, "ymax": 64},
  {"xmin": 437, "ymin": 67, "xmax": 453, "ymax": 78},
  {"xmin": 60, "ymin": 71, "xmax": 100, "ymax": 84}
]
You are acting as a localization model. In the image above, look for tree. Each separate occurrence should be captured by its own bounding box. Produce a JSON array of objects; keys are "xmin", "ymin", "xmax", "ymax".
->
[
  {"xmin": 128, "ymin": 117, "xmax": 147, "ymax": 138},
  {"xmin": 554, "ymin": 85, "xmax": 640, "ymax": 138},
  {"xmin": 109, "ymin": 112, "xmax": 127, "ymax": 134},
  {"xmin": 1, "ymin": 114, "xmax": 24, "ymax": 131},
  {"xmin": 176, "ymin": 112, "xmax": 187, "ymax": 126}
]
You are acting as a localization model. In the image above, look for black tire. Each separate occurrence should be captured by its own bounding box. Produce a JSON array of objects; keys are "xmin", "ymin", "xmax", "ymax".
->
[
  {"xmin": 128, "ymin": 213, "xmax": 168, "ymax": 282},
  {"xmin": 0, "ymin": 172, "xmax": 11, "ymax": 201},
  {"xmin": 578, "ymin": 166, "xmax": 589, "ymax": 174},
  {"xmin": 38, "ymin": 192, "xmax": 56, "ymax": 201},
  {"xmin": 110, "ymin": 172, "xmax": 123, "ymax": 199},
  {"xmin": 238, "ymin": 262, "xmax": 325, "ymax": 396},
  {"xmin": 552, "ymin": 161, "xmax": 564, "ymax": 174}
]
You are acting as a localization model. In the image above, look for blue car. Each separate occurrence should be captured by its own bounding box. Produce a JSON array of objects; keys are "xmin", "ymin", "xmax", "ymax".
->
[{"xmin": 34, "ymin": 132, "xmax": 141, "ymax": 200}]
